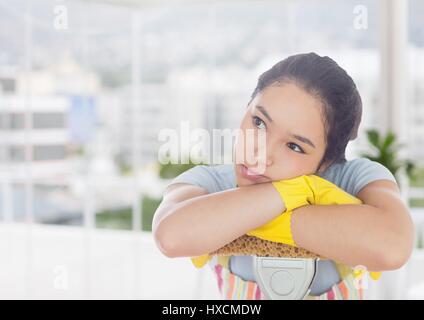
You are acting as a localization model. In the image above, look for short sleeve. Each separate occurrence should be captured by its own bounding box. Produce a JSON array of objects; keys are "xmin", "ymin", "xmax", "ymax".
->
[
  {"xmin": 348, "ymin": 158, "xmax": 398, "ymax": 196},
  {"xmin": 165, "ymin": 165, "xmax": 219, "ymax": 194}
]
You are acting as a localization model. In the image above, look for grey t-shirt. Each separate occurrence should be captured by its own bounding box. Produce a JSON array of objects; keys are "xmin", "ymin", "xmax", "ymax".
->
[{"xmin": 165, "ymin": 158, "xmax": 397, "ymax": 295}]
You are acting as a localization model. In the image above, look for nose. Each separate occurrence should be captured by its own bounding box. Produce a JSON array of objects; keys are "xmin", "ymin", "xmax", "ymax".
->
[{"xmin": 254, "ymin": 133, "xmax": 274, "ymax": 168}]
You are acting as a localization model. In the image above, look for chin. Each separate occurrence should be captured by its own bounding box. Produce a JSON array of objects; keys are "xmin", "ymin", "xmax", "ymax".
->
[
  {"xmin": 235, "ymin": 175, "xmax": 268, "ymax": 187},
  {"xmin": 235, "ymin": 179, "xmax": 251, "ymax": 187},
  {"xmin": 235, "ymin": 164, "xmax": 268, "ymax": 186}
]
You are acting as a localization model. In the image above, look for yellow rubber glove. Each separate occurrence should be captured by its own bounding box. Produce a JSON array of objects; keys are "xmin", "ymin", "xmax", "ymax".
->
[
  {"xmin": 191, "ymin": 254, "xmax": 212, "ymax": 269},
  {"xmin": 246, "ymin": 174, "xmax": 381, "ymax": 280},
  {"xmin": 369, "ymin": 271, "xmax": 382, "ymax": 280},
  {"xmin": 246, "ymin": 175, "xmax": 361, "ymax": 245},
  {"xmin": 353, "ymin": 266, "xmax": 382, "ymax": 281}
]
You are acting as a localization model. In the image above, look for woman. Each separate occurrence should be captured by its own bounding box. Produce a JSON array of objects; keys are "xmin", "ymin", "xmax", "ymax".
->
[{"xmin": 152, "ymin": 52, "xmax": 414, "ymax": 299}]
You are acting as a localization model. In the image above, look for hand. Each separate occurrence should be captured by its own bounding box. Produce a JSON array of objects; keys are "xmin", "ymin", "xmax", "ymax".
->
[
  {"xmin": 247, "ymin": 174, "xmax": 362, "ymax": 246},
  {"xmin": 246, "ymin": 174, "xmax": 381, "ymax": 280}
]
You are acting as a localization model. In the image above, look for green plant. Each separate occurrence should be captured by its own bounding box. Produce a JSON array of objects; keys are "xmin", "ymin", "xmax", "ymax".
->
[
  {"xmin": 409, "ymin": 166, "xmax": 424, "ymax": 188},
  {"xmin": 359, "ymin": 129, "xmax": 417, "ymax": 184},
  {"xmin": 96, "ymin": 195, "xmax": 162, "ymax": 231},
  {"xmin": 95, "ymin": 160, "xmax": 205, "ymax": 231},
  {"xmin": 158, "ymin": 159, "xmax": 207, "ymax": 179}
]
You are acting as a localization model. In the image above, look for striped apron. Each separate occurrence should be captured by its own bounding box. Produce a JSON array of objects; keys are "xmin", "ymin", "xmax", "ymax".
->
[{"xmin": 213, "ymin": 256, "xmax": 364, "ymax": 300}]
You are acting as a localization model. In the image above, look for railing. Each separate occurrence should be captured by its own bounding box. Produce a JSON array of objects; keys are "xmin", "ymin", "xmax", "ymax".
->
[
  {"xmin": 0, "ymin": 171, "xmax": 221, "ymax": 299},
  {"xmin": 410, "ymin": 187, "xmax": 424, "ymax": 199},
  {"xmin": 0, "ymin": 222, "xmax": 221, "ymax": 299}
]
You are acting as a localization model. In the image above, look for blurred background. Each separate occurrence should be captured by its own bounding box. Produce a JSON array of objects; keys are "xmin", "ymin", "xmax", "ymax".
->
[{"xmin": 0, "ymin": 0, "xmax": 423, "ymax": 299}]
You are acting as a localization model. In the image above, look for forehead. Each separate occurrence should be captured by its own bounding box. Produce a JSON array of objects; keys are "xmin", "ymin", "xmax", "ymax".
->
[{"xmin": 252, "ymin": 83, "xmax": 326, "ymax": 147}]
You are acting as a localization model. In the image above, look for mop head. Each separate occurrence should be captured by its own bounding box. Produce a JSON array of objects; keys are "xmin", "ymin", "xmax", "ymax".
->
[
  {"xmin": 192, "ymin": 234, "xmax": 381, "ymax": 281},
  {"xmin": 190, "ymin": 234, "xmax": 322, "ymax": 269},
  {"xmin": 210, "ymin": 234, "xmax": 321, "ymax": 258}
]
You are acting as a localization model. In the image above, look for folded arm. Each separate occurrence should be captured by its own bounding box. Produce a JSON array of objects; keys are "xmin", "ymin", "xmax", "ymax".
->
[
  {"xmin": 290, "ymin": 179, "xmax": 415, "ymax": 271},
  {"xmin": 153, "ymin": 182, "xmax": 285, "ymax": 258}
]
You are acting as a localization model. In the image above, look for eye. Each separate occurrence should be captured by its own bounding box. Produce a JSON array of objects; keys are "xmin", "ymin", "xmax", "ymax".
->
[
  {"xmin": 287, "ymin": 142, "xmax": 305, "ymax": 154},
  {"xmin": 252, "ymin": 115, "xmax": 266, "ymax": 129}
]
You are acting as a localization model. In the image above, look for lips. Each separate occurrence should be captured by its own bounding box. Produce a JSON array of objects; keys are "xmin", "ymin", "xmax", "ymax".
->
[{"xmin": 240, "ymin": 164, "xmax": 268, "ymax": 182}]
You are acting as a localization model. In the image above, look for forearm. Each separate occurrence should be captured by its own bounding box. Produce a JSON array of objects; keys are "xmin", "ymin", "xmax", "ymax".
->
[
  {"xmin": 157, "ymin": 182, "xmax": 285, "ymax": 257},
  {"xmin": 291, "ymin": 203, "xmax": 413, "ymax": 271}
]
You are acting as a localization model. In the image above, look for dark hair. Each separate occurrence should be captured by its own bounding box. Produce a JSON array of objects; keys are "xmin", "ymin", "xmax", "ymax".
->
[{"xmin": 248, "ymin": 52, "xmax": 362, "ymax": 173}]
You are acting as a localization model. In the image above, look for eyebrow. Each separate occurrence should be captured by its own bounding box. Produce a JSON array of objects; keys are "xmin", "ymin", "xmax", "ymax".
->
[
  {"xmin": 255, "ymin": 104, "xmax": 316, "ymax": 149},
  {"xmin": 288, "ymin": 131, "xmax": 316, "ymax": 149},
  {"xmin": 256, "ymin": 105, "xmax": 273, "ymax": 123}
]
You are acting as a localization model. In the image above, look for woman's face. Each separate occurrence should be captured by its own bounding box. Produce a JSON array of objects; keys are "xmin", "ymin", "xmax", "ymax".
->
[{"xmin": 234, "ymin": 82, "xmax": 328, "ymax": 187}]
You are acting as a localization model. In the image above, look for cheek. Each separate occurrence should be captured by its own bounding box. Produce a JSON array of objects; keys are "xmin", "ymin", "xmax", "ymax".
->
[
  {"xmin": 269, "ymin": 153, "xmax": 316, "ymax": 180},
  {"xmin": 271, "ymin": 161, "xmax": 303, "ymax": 180}
]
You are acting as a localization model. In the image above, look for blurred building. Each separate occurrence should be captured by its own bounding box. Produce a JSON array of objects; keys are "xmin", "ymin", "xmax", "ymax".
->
[
  {"xmin": 0, "ymin": 61, "xmax": 102, "ymax": 222},
  {"xmin": 98, "ymin": 65, "xmax": 256, "ymax": 168},
  {"xmin": 97, "ymin": 83, "xmax": 173, "ymax": 168},
  {"xmin": 0, "ymin": 68, "xmax": 70, "ymax": 184}
]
